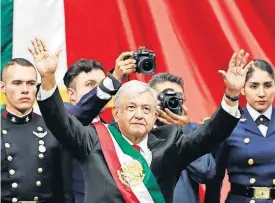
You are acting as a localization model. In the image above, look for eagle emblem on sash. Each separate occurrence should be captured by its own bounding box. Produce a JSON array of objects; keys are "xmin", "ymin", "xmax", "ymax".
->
[{"xmin": 117, "ymin": 160, "xmax": 145, "ymax": 187}]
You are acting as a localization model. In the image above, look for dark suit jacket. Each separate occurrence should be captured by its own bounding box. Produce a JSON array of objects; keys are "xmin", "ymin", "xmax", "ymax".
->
[
  {"xmin": 37, "ymin": 89, "xmax": 239, "ymax": 203},
  {"xmin": 173, "ymin": 123, "xmax": 216, "ymax": 203}
]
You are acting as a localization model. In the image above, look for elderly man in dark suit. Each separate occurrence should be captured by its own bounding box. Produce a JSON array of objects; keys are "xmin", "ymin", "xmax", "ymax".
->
[{"xmin": 29, "ymin": 38, "xmax": 249, "ymax": 203}]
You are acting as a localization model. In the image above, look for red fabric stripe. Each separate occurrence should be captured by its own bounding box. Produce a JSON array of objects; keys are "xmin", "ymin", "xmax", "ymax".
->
[
  {"xmin": 93, "ymin": 122, "xmax": 140, "ymax": 203},
  {"xmin": 2, "ymin": 108, "xmax": 8, "ymax": 118}
]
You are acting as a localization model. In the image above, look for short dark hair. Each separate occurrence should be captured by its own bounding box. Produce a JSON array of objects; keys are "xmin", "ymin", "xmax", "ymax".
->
[
  {"xmin": 1, "ymin": 58, "xmax": 36, "ymax": 81},
  {"xmin": 246, "ymin": 59, "xmax": 274, "ymax": 82},
  {"xmin": 63, "ymin": 59, "xmax": 105, "ymax": 88},
  {"xmin": 149, "ymin": 72, "xmax": 184, "ymax": 92}
]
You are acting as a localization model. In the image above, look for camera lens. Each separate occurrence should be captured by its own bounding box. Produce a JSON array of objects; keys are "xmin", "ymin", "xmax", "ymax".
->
[
  {"xmin": 143, "ymin": 60, "xmax": 153, "ymax": 71},
  {"xmin": 137, "ymin": 57, "xmax": 156, "ymax": 75},
  {"xmin": 167, "ymin": 97, "xmax": 179, "ymax": 109}
]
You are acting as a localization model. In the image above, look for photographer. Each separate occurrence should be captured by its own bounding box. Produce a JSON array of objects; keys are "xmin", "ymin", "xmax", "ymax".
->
[{"xmin": 149, "ymin": 73, "xmax": 216, "ymax": 203}]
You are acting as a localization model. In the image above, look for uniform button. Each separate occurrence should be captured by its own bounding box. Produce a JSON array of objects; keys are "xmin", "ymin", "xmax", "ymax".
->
[
  {"xmin": 2, "ymin": 130, "xmax": 7, "ymax": 134},
  {"xmin": 34, "ymin": 196, "xmax": 39, "ymax": 201},
  {"xmin": 9, "ymin": 169, "xmax": 15, "ymax": 176},
  {"xmin": 7, "ymin": 156, "xmax": 13, "ymax": 161},
  {"xmin": 250, "ymin": 178, "xmax": 256, "ymax": 184},
  {"xmin": 38, "ymin": 145, "xmax": 46, "ymax": 153},
  {"xmin": 39, "ymin": 154, "xmax": 44, "ymax": 159},
  {"xmin": 5, "ymin": 143, "xmax": 10, "ymax": 148},
  {"xmin": 248, "ymin": 159, "xmax": 254, "ymax": 165},
  {"xmin": 250, "ymin": 200, "xmax": 255, "ymax": 203},
  {"xmin": 36, "ymin": 181, "xmax": 41, "ymax": 186},
  {"xmin": 39, "ymin": 140, "xmax": 44, "ymax": 145},
  {"xmin": 273, "ymin": 179, "xmax": 275, "ymax": 185},
  {"xmin": 244, "ymin": 138, "xmax": 250, "ymax": 144},
  {"xmin": 38, "ymin": 168, "xmax": 43, "ymax": 173},
  {"xmin": 37, "ymin": 127, "xmax": 43, "ymax": 131},
  {"xmin": 12, "ymin": 182, "xmax": 18, "ymax": 188},
  {"xmin": 12, "ymin": 197, "xmax": 18, "ymax": 203}
]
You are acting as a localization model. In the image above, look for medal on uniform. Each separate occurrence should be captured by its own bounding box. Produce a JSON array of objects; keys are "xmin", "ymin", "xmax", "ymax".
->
[{"xmin": 33, "ymin": 131, "xmax": 47, "ymax": 138}]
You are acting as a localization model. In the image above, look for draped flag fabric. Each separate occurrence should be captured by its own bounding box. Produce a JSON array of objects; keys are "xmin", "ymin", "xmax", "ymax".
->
[{"xmin": 1, "ymin": 0, "xmax": 275, "ymax": 202}]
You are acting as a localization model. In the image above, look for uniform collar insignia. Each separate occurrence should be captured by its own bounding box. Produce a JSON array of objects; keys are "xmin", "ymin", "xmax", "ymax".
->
[
  {"xmin": 240, "ymin": 117, "xmax": 247, "ymax": 122},
  {"xmin": 11, "ymin": 117, "xmax": 16, "ymax": 122},
  {"xmin": 3, "ymin": 109, "xmax": 34, "ymax": 124}
]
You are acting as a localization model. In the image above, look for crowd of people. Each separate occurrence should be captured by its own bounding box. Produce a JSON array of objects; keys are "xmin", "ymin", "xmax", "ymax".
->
[{"xmin": 1, "ymin": 38, "xmax": 274, "ymax": 203}]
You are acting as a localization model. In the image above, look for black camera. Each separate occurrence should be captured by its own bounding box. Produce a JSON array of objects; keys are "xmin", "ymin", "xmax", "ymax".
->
[
  {"xmin": 158, "ymin": 88, "xmax": 183, "ymax": 116},
  {"xmin": 124, "ymin": 47, "xmax": 156, "ymax": 75}
]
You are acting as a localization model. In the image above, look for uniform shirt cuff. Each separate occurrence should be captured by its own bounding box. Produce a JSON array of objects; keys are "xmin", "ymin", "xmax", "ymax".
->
[{"xmin": 221, "ymin": 99, "xmax": 241, "ymax": 118}]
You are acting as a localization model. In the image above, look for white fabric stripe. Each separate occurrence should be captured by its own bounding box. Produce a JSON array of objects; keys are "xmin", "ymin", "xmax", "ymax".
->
[
  {"xmin": 108, "ymin": 128, "xmax": 154, "ymax": 203},
  {"xmin": 13, "ymin": 0, "xmax": 67, "ymax": 85}
]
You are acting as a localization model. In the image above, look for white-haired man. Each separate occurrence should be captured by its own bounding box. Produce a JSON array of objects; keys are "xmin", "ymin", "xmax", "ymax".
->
[{"xmin": 30, "ymin": 38, "xmax": 249, "ymax": 203}]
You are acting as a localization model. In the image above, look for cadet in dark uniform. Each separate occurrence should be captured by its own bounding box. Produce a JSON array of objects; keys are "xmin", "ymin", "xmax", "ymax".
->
[
  {"xmin": 205, "ymin": 59, "xmax": 275, "ymax": 203},
  {"xmin": 0, "ymin": 58, "xmax": 73, "ymax": 203}
]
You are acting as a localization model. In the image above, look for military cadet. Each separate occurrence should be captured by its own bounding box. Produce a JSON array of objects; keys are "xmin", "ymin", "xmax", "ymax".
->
[
  {"xmin": 205, "ymin": 58, "xmax": 275, "ymax": 203},
  {"xmin": 0, "ymin": 58, "xmax": 73, "ymax": 203}
]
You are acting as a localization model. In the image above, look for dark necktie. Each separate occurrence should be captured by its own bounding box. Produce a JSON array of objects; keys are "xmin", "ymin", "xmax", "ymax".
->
[
  {"xmin": 132, "ymin": 144, "xmax": 141, "ymax": 152},
  {"xmin": 255, "ymin": 115, "xmax": 270, "ymax": 127}
]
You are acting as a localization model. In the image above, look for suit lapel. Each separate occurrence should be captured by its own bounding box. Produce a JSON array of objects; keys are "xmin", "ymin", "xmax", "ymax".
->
[
  {"xmin": 240, "ymin": 107, "xmax": 263, "ymax": 136},
  {"xmin": 266, "ymin": 106, "xmax": 275, "ymax": 136},
  {"xmin": 147, "ymin": 133, "xmax": 165, "ymax": 172}
]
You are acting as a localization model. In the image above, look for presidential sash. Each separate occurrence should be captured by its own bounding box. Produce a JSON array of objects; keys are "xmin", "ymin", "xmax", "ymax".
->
[{"xmin": 94, "ymin": 122, "xmax": 166, "ymax": 203}]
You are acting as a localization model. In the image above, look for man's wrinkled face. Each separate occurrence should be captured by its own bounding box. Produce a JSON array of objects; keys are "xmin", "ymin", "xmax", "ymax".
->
[
  {"xmin": 113, "ymin": 91, "xmax": 157, "ymax": 138},
  {"xmin": 0, "ymin": 64, "xmax": 37, "ymax": 114},
  {"xmin": 242, "ymin": 68, "xmax": 275, "ymax": 112},
  {"xmin": 68, "ymin": 69, "xmax": 105, "ymax": 104}
]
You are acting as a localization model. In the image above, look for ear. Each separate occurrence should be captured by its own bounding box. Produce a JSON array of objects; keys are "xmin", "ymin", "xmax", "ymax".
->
[
  {"xmin": 0, "ymin": 81, "xmax": 6, "ymax": 94},
  {"xmin": 112, "ymin": 107, "xmax": 119, "ymax": 123},
  {"xmin": 67, "ymin": 88, "xmax": 76, "ymax": 104},
  {"xmin": 241, "ymin": 87, "xmax": 245, "ymax": 96}
]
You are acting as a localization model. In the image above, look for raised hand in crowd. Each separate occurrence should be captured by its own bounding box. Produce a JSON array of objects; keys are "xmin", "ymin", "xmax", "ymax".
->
[
  {"xmin": 219, "ymin": 49, "xmax": 250, "ymax": 104},
  {"xmin": 28, "ymin": 38, "xmax": 61, "ymax": 90},
  {"xmin": 157, "ymin": 104, "xmax": 189, "ymax": 128},
  {"xmin": 112, "ymin": 51, "xmax": 136, "ymax": 81}
]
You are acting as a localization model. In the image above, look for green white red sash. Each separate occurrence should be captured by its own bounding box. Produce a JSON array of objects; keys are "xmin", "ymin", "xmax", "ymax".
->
[{"xmin": 94, "ymin": 122, "xmax": 166, "ymax": 203}]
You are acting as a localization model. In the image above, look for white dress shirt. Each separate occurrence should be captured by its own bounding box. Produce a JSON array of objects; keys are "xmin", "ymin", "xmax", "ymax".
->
[
  {"xmin": 246, "ymin": 104, "xmax": 272, "ymax": 137},
  {"xmin": 121, "ymin": 134, "xmax": 152, "ymax": 166}
]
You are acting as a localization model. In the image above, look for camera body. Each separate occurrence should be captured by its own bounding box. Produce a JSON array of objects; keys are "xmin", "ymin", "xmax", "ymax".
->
[
  {"xmin": 124, "ymin": 47, "xmax": 156, "ymax": 75},
  {"xmin": 158, "ymin": 88, "xmax": 183, "ymax": 116}
]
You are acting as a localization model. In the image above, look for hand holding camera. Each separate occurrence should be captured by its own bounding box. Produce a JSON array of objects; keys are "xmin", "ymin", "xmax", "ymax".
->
[
  {"xmin": 123, "ymin": 47, "xmax": 156, "ymax": 75},
  {"xmin": 157, "ymin": 89, "xmax": 189, "ymax": 128},
  {"xmin": 112, "ymin": 51, "xmax": 137, "ymax": 82}
]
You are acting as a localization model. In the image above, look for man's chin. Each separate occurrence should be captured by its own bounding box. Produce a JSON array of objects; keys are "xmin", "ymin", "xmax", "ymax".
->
[
  {"xmin": 16, "ymin": 104, "xmax": 33, "ymax": 113},
  {"xmin": 132, "ymin": 130, "xmax": 148, "ymax": 137}
]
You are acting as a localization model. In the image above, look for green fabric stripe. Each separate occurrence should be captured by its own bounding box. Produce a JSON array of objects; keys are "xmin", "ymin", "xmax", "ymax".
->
[
  {"xmin": 108, "ymin": 125, "xmax": 166, "ymax": 203},
  {"xmin": 1, "ymin": 0, "xmax": 13, "ymax": 71}
]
